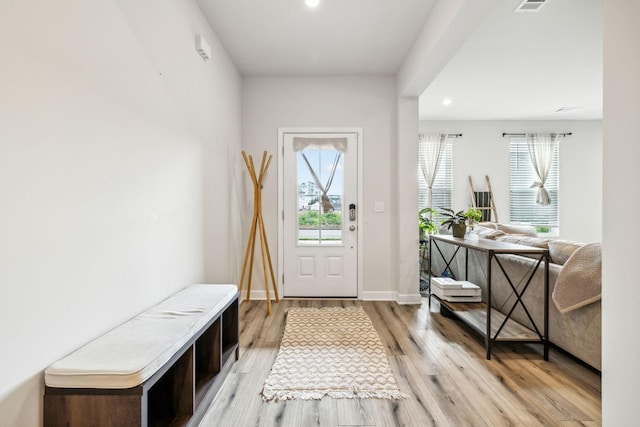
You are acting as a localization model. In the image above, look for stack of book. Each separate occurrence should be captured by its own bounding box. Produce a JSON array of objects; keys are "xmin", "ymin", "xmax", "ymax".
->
[{"xmin": 431, "ymin": 277, "xmax": 482, "ymax": 303}]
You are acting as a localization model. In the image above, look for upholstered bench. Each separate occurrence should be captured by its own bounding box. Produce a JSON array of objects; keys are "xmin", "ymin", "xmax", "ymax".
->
[{"xmin": 44, "ymin": 284, "xmax": 239, "ymax": 427}]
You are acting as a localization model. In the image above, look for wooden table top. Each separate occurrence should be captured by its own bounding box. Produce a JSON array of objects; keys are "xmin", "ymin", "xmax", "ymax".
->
[{"xmin": 429, "ymin": 234, "xmax": 549, "ymax": 254}]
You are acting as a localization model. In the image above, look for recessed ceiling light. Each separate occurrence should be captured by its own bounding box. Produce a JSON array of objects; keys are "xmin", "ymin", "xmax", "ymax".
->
[
  {"xmin": 442, "ymin": 98, "xmax": 453, "ymax": 106},
  {"xmin": 306, "ymin": 0, "xmax": 320, "ymax": 7}
]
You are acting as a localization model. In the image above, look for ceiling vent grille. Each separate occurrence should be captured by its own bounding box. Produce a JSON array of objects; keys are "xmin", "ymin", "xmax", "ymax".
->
[{"xmin": 514, "ymin": 0, "xmax": 549, "ymax": 13}]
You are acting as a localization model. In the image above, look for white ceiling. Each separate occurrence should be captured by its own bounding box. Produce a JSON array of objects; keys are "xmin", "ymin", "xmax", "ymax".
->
[
  {"xmin": 419, "ymin": 0, "xmax": 603, "ymax": 120},
  {"xmin": 196, "ymin": 0, "xmax": 437, "ymax": 76},
  {"xmin": 197, "ymin": 0, "xmax": 602, "ymax": 121}
]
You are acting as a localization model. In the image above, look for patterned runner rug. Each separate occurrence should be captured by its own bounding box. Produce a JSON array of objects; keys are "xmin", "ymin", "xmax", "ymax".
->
[{"xmin": 261, "ymin": 306, "xmax": 408, "ymax": 401}]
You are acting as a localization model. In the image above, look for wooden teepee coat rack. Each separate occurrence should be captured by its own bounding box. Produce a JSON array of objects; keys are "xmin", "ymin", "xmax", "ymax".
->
[{"xmin": 240, "ymin": 151, "xmax": 279, "ymax": 315}]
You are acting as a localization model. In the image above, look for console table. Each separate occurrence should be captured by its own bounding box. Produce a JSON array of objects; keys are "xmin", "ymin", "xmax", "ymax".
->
[{"xmin": 428, "ymin": 235, "xmax": 550, "ymax": 360}]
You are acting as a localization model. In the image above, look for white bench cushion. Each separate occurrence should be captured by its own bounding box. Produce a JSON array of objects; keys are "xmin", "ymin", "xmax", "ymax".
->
[{"xmin": 45, "ymin": 284, "xmax": 238, "ymax": 389}]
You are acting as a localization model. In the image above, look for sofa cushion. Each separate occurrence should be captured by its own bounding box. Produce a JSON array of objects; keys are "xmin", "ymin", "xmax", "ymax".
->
[
  {"xmin": 495, "ymin": 235, "xmax": 550, "ymax": 249},
  {"xmin": 471, "ymin": 226, "xmax": 506, "ymax": 240},
  {"xmin": 548, "ymin": 240, "xmax": 584, "ymax": 265},
  {"xmin": 477, "ymin": 222, "xmax": 498, "ymax": 230},
  {"xmin": 496, "ymin": 223, "xmax": 538, "ymax": 237}
]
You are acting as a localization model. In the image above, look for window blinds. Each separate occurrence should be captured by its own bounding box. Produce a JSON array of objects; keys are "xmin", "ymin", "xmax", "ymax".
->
[{"xmin": 509, "ymin": 136, "xmax": 559, "ymax": 228}]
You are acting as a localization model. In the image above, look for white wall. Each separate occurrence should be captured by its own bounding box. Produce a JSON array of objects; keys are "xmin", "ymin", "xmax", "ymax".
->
[
  {"xmin": 242, "ymin": 76, "xmax": 401, "ymax": 298},
  {"xmin": 602, "ymin": 1, "xmax": 640, "ymax": 425},
  {"xmin": 0, "ymin": 1, "xmax": 241, "ymax": 425},
  {"xmin": 420, "ymin": 120, "xmax": 603, "ymax": 243},
  {"xmin": 396, "ymin": 98, "xmax": 421, "ymax": 302}
]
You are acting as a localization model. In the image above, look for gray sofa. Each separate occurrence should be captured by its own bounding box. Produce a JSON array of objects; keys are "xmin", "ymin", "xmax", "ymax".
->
[{"xmin": 430, "ymin": 222, "xmax": 601, "ymax": 370}]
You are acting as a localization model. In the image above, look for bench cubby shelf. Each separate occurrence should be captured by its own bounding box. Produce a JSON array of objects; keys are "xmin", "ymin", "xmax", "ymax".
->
[{"xmin": 44, "ymin": 291, "xmax": 239, "ymax": 427}]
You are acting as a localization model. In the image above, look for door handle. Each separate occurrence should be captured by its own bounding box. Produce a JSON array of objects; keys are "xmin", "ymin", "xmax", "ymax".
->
[{"xmin": 349, "ymin": 204, "xmax": 356, "ymax": 221}]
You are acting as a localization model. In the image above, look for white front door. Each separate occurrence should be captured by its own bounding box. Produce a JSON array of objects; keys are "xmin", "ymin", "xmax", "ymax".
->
[{"xmin": 281, "ymin": 130, "xmax": 359, "ymax": 297}]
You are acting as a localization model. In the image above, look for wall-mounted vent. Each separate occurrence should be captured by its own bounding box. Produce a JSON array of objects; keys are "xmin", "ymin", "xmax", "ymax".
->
[
  {"xmin": 195, "ymin": 35, "xmax": 211, "ymax": 61},
  {"xmin": 555, "ymin": 107, "xmax": 583, "ymax": 113},
  {"xmin": 514, "ymin": 0, "xmax": 549, "ymax": 13}
]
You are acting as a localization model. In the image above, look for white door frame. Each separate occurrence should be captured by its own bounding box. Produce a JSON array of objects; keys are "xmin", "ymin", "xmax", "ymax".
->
[{"xmin": 278, "ymin": 127, "xmax": 364, "ymax": 299}]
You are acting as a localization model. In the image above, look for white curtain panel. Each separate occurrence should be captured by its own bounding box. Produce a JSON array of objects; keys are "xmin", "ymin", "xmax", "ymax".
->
[
  {"xmin": 526, "ymin": 133, "xmax": 560, "ymax": 205},
  {"xmin": 293, "ymin": 137, "xmax": 347, "ymax": 153},
  {"xmin": 418, "ymin": 133, "xmax": 447, "ymax": 208}
]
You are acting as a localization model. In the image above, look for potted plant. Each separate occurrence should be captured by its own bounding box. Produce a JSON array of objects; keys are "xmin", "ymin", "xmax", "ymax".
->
[
  {"xmin": 439, "ymin": 207, "xmax": 482, "ymax": 238},
  {"xmin": 464, "ymin": 207, "xmax": 483, "ymax": 229},
  {"xmin": 419, "ymin": 207, "xmax": 438, "ymax": 241},
  {"xmin": 418, "ymin": 207, "xmax": 438, "ymax": 289}
]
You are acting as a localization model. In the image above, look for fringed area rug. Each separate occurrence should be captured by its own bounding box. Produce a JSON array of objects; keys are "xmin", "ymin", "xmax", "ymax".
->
[{"xmin": 261, "ymin": 306, "xmax": 409, "ymax": 401}]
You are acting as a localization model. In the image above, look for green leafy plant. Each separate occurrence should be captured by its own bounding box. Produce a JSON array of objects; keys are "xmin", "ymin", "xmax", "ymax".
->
[
  {"xmin": 438, "ymin": 207, "xmax": 482, "ymax": 230},
  {"xmin": 464, "ymin": 207, "xmax": 483, "ymax": 224},
  {"xmin": 298, "ymin": 210, "xmax": 320, "ymax": 226},
  {"xmin": 419, "ymin": 207, "xmax": 438, "ymax": 236},
  {"xmin": 321, "ymin": 211, "xmax": 342, "ymax": 227},
  {"xmin": 298, "ymin": 211, "xmax": 342, "ymax": 228}
]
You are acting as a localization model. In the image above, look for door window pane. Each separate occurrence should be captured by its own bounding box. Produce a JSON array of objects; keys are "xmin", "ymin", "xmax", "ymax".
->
[{"xmin": 297, "ymin": 148, "xmax": 343, "ymax": 245}]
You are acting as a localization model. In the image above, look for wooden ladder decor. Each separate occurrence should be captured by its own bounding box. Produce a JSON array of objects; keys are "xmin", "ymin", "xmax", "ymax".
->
[
  {"xmin": 469, "ymin": 175, "xmax": 499, "ymax": 223},
  {"xmin": 240, "ymin": 150, "xmax": 279, "ymax": 315}
]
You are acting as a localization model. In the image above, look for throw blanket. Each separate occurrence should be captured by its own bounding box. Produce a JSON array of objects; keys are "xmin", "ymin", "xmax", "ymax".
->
[{"xmin": 552, "ymin": 242, "xmax": 602, "ymax": 313}]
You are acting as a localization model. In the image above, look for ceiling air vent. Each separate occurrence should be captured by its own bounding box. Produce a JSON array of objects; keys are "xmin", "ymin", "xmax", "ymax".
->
[{"xmin": 514, "ymin": 0, "xmax": 549, "ymax": 13}]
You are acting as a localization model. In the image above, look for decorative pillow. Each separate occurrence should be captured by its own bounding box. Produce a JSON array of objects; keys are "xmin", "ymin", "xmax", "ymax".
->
[
  {"xmin": 471, "ymin": 226, "xmax": 506, "ymax": 240},
  {"xmin": 495, "ymin": 235, "xmax": 550, "ymax": 249},
  {"xmin": 496, "ymin": 223, "xmax": 538, "ymax": 237},
  {"xmin": 548, "ymin": 240, "xmax": 584, "ymax": 265},
  {"xmin": 552, "ymin": 242, "xmax": 601, "ymax": 312}
]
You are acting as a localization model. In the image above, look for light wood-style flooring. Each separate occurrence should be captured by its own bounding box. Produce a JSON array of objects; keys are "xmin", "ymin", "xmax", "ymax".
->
[{"xmin": 199, "ymin": 299, "xmax": 601, "ymax": 426}]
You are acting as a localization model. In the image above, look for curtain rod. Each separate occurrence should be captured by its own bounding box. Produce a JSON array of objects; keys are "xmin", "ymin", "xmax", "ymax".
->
[
  {"xmin": 418, "ymin": 133, "xmax": 463, "ymax": 138},
  {"xmin": 502, "ymin": 132, "xmax": 572, "ymax": 137}
]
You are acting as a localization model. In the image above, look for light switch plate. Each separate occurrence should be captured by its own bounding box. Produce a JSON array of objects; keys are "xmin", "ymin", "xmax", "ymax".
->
[{"xmin": 374, "ymin": 202, "xmax": 385, "ymax": 213}]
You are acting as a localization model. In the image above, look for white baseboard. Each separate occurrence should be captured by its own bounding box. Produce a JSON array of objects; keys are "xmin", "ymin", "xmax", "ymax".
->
[
  {"xmin": 395, "ymin": 292, "xmax": 423, "ymax": 305},
  {"xmin": 242, "ymin": 290, "xmax": 423, "ymax": 305},
  {"xmin": 362, "ymin": 291, "xmax": 422, "ymax": 304},
  {"xmin": 240, "ymin": 290, "xmax": 271, "ymax": 301},
  {"xmin": 360, "ymin": 291, "xmax": 396, "ymax": 301}
]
